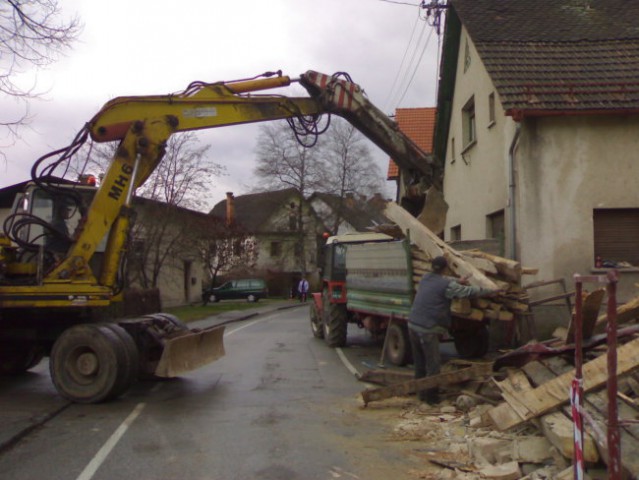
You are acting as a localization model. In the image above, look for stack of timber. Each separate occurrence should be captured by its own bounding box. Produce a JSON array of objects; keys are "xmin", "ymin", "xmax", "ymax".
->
[
  {"xmin": 360, "ymin": 287, "xmax": 639, "ymax": 478},
  {"xmin": 381, "ymin": 202, "xmax": 537, "ymax": 326}
]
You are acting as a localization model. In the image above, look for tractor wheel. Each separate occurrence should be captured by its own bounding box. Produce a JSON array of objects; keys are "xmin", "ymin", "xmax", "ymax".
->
[
  {"xmin": 309, "ymin": 301, "xmax": 324, "ymax": 339},
  {"xmin": 385, "ymin": 323, "xmax": 412, "ymax": 366},
  {"xmin": 100, "ymin": 323, "xmax": 140, "ymax": 397},
  {"xmin": 0, "ymin": 342, "xmax": 44, "ymax": 375},
  {"xmin": 50, "ymin": 324, "xmax": 126, "ymax": 403},
  {"xmin": 453, "ymin": 325, "xmax": 490, "ymax": 358},
  {"xmin": 322, "ymin": 290, "xmax": 347, "ymax": 348}
]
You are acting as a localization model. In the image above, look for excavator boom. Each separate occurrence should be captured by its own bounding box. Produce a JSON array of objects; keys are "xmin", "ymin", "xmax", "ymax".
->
[{"xmin": 0, "ymin": 68, "xmax": 442, "ymax": 403}]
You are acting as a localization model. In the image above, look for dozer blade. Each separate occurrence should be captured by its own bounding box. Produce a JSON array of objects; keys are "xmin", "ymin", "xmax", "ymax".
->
[{"xmin": 154, "ymin": 325, "xmax": 226, "ymax": 377}]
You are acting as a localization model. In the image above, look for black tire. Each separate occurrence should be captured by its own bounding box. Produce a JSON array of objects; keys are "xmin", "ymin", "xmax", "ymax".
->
[
  {"xmin": 453, "ymin": 325, "xmax": 490, "ymax": 358},
  {"xmin": 385, "ymin": 323, "xmax": 412, "ymax": 366},
  {"xmin": 322, "ymin": 290, "xmax": 347, "ymax": 348},
  {"xmin": 101, "ymin": 323, "xmax": 140, "ymax": 396},
  {"xmin": 49, "ymin": 324, "xmax": 126, "ymax": 403},
  {"xmin": 247, "ymin": 294, "xmax": 257, "ymax": 303},
  {"xmin": 310, "ymin": 302, "xmax": 324, "ymax": 339},
  {"xmin": 0, "ymin": 342, "xmax": 44, "ymax": 375},
  {"xmin": 148, "ymin": 313, "xmax": 188, "ymax": 332}
]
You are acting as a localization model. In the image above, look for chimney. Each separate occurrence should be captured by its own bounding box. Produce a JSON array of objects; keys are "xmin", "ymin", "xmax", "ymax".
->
[{"xmin": 226, "ymin": 192, "xmax": 235, "ymax": 226}]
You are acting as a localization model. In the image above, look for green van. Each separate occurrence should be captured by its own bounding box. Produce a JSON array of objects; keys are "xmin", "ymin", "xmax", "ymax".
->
[{"xmin": 202, "ymin": 278, "xmax": 268, "ymax": 305}]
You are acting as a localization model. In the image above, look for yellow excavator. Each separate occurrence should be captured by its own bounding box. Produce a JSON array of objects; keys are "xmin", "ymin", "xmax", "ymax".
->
[{"xmin": 0, "ymin": 70, "xmax": 442, "ymax": 403}]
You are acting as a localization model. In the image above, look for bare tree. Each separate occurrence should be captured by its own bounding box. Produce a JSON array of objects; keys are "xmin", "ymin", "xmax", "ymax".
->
[
  {"xmin": 254, "ymin": 121, "xmax": 326, "ymax": 195},
  {"xmin": 1, "ymin": 0, "xmax": 81, "ymax": 142},
  {"xmin": 68, "ymin": 132, "xmax": 225, "ymax": 290},
  {"xmin": 253, "ymin": 121, "xmax": 327, "ymax": 276},
  {"xmin": 319, "ymin": 118, "xmax": 383, "ymax": 233},
  {"xmin": 194, "ymin": 217, "xmax": 258, "ymax": 288}
]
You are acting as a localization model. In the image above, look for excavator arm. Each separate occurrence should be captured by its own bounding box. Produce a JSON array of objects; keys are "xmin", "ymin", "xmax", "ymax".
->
[
  {"xmin": 0, "ymin": 69, "xmax": 443, "ymax": 403},
  {"xmin": 46, "ymin": 70, "xmax": 441, "ymax": 287}
]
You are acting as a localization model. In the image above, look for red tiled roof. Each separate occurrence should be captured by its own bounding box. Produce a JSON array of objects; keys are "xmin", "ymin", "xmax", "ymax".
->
[{"xmin": 387, "ymin": 107, "xmax": 436, "ymax": 180}]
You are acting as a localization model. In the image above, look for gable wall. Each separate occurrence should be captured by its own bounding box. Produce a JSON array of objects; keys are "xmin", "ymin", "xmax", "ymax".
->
[
  {"xmin": 517, "ymin": 114, "xmax": 639, "ymax": 301},
  {"xmin": 443, "ymin": 27, "xmax": 518, "ymax": 243}
]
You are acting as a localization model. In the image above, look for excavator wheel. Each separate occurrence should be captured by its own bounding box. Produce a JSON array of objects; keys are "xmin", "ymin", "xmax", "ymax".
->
[
  {"xmin": 385, "ymin": 323, "xmax": 412, "ymax": 366},
  {"xmin": 322, "ymin": 290, "xmax": 347, "ymax": 348},
  {"xmin": 50, "ymin": 324, "xmax": 128, "ymax": 403},
  {"xmin": 0, "ymin": 342, "xmax": 44, "ymax": 375},
  {"xmin": 100, "ymin": 323, "xmax": 140, "ymax": 397},
  {"xmin": 309, "ymin": 301, "xmax": 324, "ymax": 339}
]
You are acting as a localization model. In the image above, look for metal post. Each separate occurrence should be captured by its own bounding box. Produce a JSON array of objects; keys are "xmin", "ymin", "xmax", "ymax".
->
[
  {"xmin": 572, "ymin": 272, "xmax": 621, "ymax": 480},
  {"xmin": 606, "ymin": 270, "xmax": 621, "ymax": 480},
  {"xmin": 572, "ymin": 275, "xmax": 585, "ymax": 480}
]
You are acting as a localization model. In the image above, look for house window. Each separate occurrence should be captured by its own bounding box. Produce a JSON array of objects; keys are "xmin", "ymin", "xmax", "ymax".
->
[
  {"xmin": 462, "ymin": 96, "xmax": 476, "ymax": 148},
  {"xmin": 486, "ymin": 210, "xmax": 505, "ymax": 255},
  {"xmin": 463, "ymin": 40, "xmax": 471, "ymax": 72},
  {"xmin": 593, "ymin": 209, "xmax": 639, "ymax": 266},
  {"xmin": 450, "ymin": 224, "xmax": 461, "ymax": 242},
  {"xmin": 488, "ymin": 92, "xmax": 496, "ymax": 126},
  {"xmin": 289, "ymin": 202, "xmax": 298, "ymax": 230},
  {"xmin": 450, "ymin": 137, "xmax": 456, "ymax": 164},
  {"xmin": 270, "ymin": 241, "xmax": 282, "ymax": 257}
]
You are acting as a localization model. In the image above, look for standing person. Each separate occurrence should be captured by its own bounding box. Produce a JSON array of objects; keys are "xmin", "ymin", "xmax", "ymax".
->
[
  {"xmin": 297, "ymin": 277, "xmax": 309, "ymax": 302},
  {"xmin": 408, "ymin": 255, "xmax": 496, "ymax": 404}
]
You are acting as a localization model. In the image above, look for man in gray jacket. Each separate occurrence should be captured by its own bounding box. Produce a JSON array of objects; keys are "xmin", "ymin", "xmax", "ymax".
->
[{"xmin": 408, "ymin": 255, "xmax": 495, "ymax": 404}]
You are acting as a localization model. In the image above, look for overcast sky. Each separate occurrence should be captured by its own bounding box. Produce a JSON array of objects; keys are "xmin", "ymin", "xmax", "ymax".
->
[{"xmin": 0, "ymin": 0, "xmax": 442, "ymax": 210}]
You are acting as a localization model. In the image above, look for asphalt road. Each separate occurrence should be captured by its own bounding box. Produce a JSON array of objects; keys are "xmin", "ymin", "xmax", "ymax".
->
[{"xmin": 0, "ymin": 305, "xmax": 423, "ymax": 480}]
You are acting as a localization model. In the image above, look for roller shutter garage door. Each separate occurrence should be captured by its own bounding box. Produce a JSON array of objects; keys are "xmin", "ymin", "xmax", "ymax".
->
[{"xmin": 593, "ymin": 208, "xmax": 639, "ymax": 266}]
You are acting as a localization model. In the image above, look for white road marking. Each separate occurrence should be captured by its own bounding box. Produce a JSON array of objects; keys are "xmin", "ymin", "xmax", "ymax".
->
[
  {"xmin": 336, "ymin": 347, "xmax": 360, "ymax": 377},
  {"xmin": 226, "ymin": 318, "xmax": 263, "ymax": 336},
  {"xmin": 76, "ymin": 402, "xmax": 146, "ymax": 480}
]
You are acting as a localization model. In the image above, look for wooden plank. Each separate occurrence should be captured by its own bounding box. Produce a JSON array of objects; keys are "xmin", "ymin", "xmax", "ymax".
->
[
  {"xmin": 460, "ymin": 252, "xmax": 499, "ymax": 275},
  {"xmin": 594, "ymin": 294, "xmax": 639, "ymax": 333},
  {"xmin": 566, "ymin": 288, "xmax": 605, "ymax": 344},
  {"xmin": 384, "ymin": 202, "xmax": 499, "ymax": 290},
  {"xmin": 361, "ymin": 362, "xmax": 494, "ymax": 405},
  {"xmin": 358, "ymin": 369, "xmax": 413, "ymax": 386},
  {"xmin": 462, "ymin": 250, "xmax": 522, "ymax": 284},
  {"xmin": 542, "ymin": 357, "xmax": 639, "ymax": 476},
  {"xmin": 451, "ymin": 298, "xmax": 472, "ymax": 315},
  {"xmin": 485, "ymin": 336, "xmax": 639, "ymax": 430}
]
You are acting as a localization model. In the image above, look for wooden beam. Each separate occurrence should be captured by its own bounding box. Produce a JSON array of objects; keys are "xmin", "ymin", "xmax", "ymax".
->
[
  {"xmin": 384, "ymin": 202, "xmax": 498, "ymax": 290},
  {"xmin": 485, "ymin": 337, "xmax": 639, "ymax": 431},
  {"xmin": 361, "ymin": 362, "xmax": 494, "ymax": 406}
]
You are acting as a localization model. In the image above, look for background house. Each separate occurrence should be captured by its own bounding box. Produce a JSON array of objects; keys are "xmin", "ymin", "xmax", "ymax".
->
[
  {"xmin": 433, "ymin": 0, "xmax": 639, "ymax": 334},
  {"xmin": 0, "ymin": 180, "xmax": 207, "ymax": 309},
  {"xmin": 309, "ymin": 192, "xmax": 389, "ymax": 235},
  {"xmin": 209, "ymin": 188, "xmax": 325, "ymax": 296}
]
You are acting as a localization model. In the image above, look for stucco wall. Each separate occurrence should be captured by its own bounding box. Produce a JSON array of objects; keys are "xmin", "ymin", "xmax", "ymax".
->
[
  {"xmin": 443, "ymin": 27, "xmax": 516, "ymax": 243},
  {"xmin": 517, "ymin": 114, "xmax": 639, "ymax": 302}
]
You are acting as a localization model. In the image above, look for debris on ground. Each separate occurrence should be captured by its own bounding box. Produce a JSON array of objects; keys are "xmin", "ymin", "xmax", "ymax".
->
[{"xmin": 364, "ymin": 213, "xmax": 639, "ymax": 478}]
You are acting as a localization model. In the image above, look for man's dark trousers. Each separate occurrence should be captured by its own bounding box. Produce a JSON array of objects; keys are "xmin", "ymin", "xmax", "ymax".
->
[{"xmin": 409, "ymin": 329, "xmax": 441, "ymax": 403}]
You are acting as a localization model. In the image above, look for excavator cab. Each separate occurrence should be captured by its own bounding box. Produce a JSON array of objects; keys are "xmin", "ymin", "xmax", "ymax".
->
[{"xmin": 2, "ymin": 182, "xmax": 103, "ymax": 280}]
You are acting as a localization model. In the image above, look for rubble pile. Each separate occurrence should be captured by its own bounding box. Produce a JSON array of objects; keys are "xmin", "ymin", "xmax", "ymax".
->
[
  {"xmin": 360, "ymin": 294, "xmax": 639, "ymax": 479},
  {"xmin": 367, "ymin": 204, "xmax": 639, "ymax": 478}
]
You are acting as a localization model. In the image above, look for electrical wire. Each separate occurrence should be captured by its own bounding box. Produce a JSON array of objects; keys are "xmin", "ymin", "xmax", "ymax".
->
[
  {"xmin": 386, "ymin": 11, "xmax": 429, "ymax": 109},
  {"xmin": 395, "ymin": 25, "xmax": 435, "ymax": 106},
  {"xmin": 383, "ymin": 8, "xmax": 422, "ymax": 111}
]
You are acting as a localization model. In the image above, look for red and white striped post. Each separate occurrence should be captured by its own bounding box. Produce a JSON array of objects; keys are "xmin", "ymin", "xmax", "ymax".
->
[{"xmin": 572, "ymin": 271, "xmax": 621, "ymax": 480}]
